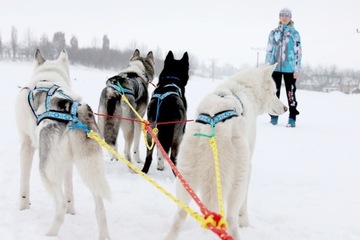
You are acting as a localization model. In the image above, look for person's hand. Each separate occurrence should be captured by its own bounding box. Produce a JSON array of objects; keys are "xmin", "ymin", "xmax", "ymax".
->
[{"xmin": 294, "ymin": 72, "xmax": 300, "ymax": 79}]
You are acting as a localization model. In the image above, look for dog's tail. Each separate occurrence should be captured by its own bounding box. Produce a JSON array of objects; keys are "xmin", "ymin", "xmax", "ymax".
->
[
  {"xmin": 70, "ymin": 127, "xmax": 111, "ymax": 201},
  {"xmin": 74, "ymin": 144, "xmax": 112, "ymax": 201}
]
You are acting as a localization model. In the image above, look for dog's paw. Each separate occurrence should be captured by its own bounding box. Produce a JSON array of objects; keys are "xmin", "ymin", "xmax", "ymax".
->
[
  {"xmin": 157, "ymin": 166, "xmax": 164, "ymax": 171},
  {"xmin": 133, "ymin": 153, "xmax": 143, "ymax": 164},
  {"xmin": 46, "ymin": 229, "xmax": 59, "ymax": 237},
  {"xmin": 238, "ymin": 214, "xmax": 250, "ymax": 227},
  {"xmin": 19, "ymin": 197, "xmax": 31, "ymax": 210},
  {"xmin": 157, "ymin": 160, "xmax": 165, "ymax": 171},
  {"xmin": 66, "ymin": 205, "xmax": 76, "ymax": 215}
]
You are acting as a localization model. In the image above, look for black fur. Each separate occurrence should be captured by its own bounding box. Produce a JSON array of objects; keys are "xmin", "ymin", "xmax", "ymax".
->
[{"xmin": 142, "ymin": 51, "xmax": 189, "ymax": 174}]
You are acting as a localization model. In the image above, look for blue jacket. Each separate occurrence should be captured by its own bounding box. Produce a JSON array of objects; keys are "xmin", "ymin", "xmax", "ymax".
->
[{"xmin": 265, "ymin": 24, "xmax": 302, "ymax": 73}]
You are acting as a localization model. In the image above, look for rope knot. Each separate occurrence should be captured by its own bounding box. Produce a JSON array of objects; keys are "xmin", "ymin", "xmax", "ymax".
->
[{"xmin": 202, "ymin": 212, "xmax": 228, "ymax": 229}]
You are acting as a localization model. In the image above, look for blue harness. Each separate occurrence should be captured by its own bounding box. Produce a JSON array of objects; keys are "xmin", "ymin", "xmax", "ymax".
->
[
  {"xmin": 195, "ymin": 110, "xmax": 239, "ymax": 126},
  {"xmin": 28, "ymin": 84, "xmax": 80, "ymax": 125},
  {"xmin": 107, "ymin": 75, "xmax": 143, "ymax": 102},
  {"xmin": 151, "ymin": 83, "xmax": 183, "ymax": 124}
]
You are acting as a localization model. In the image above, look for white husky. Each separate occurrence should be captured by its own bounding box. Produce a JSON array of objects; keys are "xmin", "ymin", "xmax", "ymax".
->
[
  {"xmin": 164, "ymin": 64, "xmax": 287, "ymax": 240},
  {"xmin": 15, "ymin": 49, "xmax": 111, "ymax": 239}
]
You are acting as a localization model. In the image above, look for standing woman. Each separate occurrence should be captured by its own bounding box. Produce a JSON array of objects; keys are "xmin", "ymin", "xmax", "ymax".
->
[{"xmin": 265, "ymin": 7, "xmax": 302, "ymax": 127}]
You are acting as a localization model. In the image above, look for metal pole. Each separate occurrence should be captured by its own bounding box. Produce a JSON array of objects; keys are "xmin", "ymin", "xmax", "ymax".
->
[{"xmin": 251, "ymin": 47, "xmax": 265, "ymax": 68}]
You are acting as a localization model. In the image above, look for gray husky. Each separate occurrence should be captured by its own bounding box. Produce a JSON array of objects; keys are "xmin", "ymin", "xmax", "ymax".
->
[
  {"xmin": 98, "ymin": 49, "xmax": 155, "ymax": 163},
  {"xmin": 15, "ymin": 49, "xmax": 111, "ymax": 239},
  {"xmin": 142, "ymin": 51, "xmax": 189, "ymax": 173}
]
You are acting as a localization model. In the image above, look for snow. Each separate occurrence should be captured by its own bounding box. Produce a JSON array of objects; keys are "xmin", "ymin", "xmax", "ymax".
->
[{"xmin": 0, "ymin": 61, "xmax": 359, "ymax": 240}]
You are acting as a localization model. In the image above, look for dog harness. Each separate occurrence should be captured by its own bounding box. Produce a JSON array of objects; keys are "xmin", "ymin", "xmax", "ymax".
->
[
  {"xmin": 196, "ymin": 110, "xmax": 239, "ymax": 126},
  {"xmin": 151, "ymin": 83, "xmax": 183, "ymax": 124},
  {"xmin": 107, "ymin": 74, "xmax": 144, "ymax": 102},
  {"xmin": 28, "ymin": 84, "xmax": 80, "ymax": 125}
]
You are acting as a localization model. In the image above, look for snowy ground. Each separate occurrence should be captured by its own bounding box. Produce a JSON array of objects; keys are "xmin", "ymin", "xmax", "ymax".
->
[{"xmin": 0, "ymin": 61, "xmax": 359, "ymax": 240}]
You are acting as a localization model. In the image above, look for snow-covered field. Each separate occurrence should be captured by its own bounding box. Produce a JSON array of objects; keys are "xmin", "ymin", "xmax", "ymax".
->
[{"xmin": 0, "ymin": 61, "xmax": 359, "ymax": 240}]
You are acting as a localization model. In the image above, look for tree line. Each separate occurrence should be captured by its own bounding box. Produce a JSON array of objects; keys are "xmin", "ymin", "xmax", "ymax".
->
[
  {"xmin": 0, "ymin": 26, "xmax": 167, "ymax": 74},
  {"xmin": 1, "ymin": 26, "xmax": 359, "ymax": 93}
]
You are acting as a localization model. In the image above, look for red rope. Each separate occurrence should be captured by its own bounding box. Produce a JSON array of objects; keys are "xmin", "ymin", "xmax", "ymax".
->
[{"xmin": 94, "ymin": 112, "xmax": 194, "ymax": 125}]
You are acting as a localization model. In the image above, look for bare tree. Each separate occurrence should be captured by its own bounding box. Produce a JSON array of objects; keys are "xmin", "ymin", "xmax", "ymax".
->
[
  {"xmin": 102, "ymin": 35, "xmax": 110, "ymax": 68},
  {"xmin": 53, "ymin": 32, "xmax": 66, "ymax": 55},
  {"xmin": 39, "ymin": 33, "xmax": 53, "ymax": 59},
  {"xmin": 70, "ymin": 35, "xmax": 79, "ymax": 50},
  {"xmin": 11, "ymin": 26, "xmax": 18, "ymax": 59},
  {"xmin": 91, "ymin": 36, "xmax": 99, "ymax": 49},
  {"xmin": 68, "ymin": 35, "xmax": 79, "ymax": 62},
  {"xmin": 23, "ymin": 28, "xmax": 37, "ymax": 60}
]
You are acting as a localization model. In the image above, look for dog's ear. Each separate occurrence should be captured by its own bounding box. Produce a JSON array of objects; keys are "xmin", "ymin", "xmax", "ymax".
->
[
  {"xmin": 57, "ymin": 49, "xmax": 69, "ymax": 64},
  {"xmin": 181, "ymin": 52, "xmax": 189, "ymax": 66},
  {"xmin": 35, "ymin": 49, "xmax": 45, "ymax": 65},
  {"xmin": 269, "ymin": 63, "xmax": 277, "ymax": 73},
  {"xmin": 165, "ymin": 51, "xmax": 174, "ymax": 62},
  {"xmin": 146, "ymin": 51, "xmax": 154, "ymax": 64},
  {"xmin": 130, "ymin": 49, "xmax": 140, "ymax": 61},
  {"xmin": 264, "ymin": 63, "xmax": 277, "ymax": 77}
]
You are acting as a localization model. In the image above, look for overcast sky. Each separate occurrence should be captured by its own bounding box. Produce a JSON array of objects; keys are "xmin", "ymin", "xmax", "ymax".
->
[{"xmin": 1, "ymin": 0, "xmax": 360, "ymax": 70}]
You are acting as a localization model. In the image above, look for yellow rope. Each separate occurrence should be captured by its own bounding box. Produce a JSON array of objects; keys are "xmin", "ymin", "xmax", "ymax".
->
[
  {"xmin": 121, "ymin": 95, "xmax": 157, "ymax": 150},
  {"xmin": 209, "ymin": 137, "xmax": 227, "ymax": 226}
]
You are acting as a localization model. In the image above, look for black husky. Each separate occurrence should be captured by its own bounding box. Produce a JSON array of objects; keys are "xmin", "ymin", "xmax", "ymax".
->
[
  {"xmin": 98, "ymin": 49, "xmax": 155, "ymax": 163},
  {"xmin": 142, "ymin": 51, "xmax": 189, "ymax": 173}
]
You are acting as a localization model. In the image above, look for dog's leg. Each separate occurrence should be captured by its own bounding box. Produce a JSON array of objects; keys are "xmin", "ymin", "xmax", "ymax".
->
[
  {"xmin": 19, "ymin": 135, "xmax": 35, "ymax": 210},
  {"xmin": 121, "ymin": 121, "xmax": 134, "ymax": 164},
  {"xmin": 156, "ymin": 146, "xmax": 165, "ymax": 171},
  {"xmin": 46, "ymin": 185, "xmax": 67, "ymax": 236},
  {"xmin": 93, "ymin": 194, "xmax": 111, "ymax": 240},
  {"xmin": 132, "ymin": 121, "xmax": 143, "ymax": 163},
  {"xmin": 142, "ymin": 132, "xmax": 154, "ymax": 173},
  {"xmin": 40, "ymin": 160, "xmax": 66, "ymax": 236},
  {"xmin": 64, "ymin": 164, "xmax": 76, "ymax": 215},
  {"xmin": 238, "ymin": 164, "xmax": 251, "ymax": 227},
  {"xmin": 156, "ymin": 125, "xmax": 174, "ymax": 171},
  {"xmin": 39, "ymin": 124, "xmax": 67, "ymax": 236},
  {"xmin": 226, "ymin": 184, "xmax": 243, "ymax": 240},
  {"xmin": 169, "ymin": 141, "xmax": 181, "ymax": 175},
  {"xmin": 101, "ymin": 95, "xmax": 121, "ymax": 161}
]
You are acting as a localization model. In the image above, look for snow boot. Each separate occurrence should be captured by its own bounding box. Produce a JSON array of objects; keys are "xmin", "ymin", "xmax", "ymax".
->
[
  {"xmin": 286, "ymin": 118, "xmax": 296, "ymax": 128},
  {"xmin": 270, "ymin": 116, "xmax": 278, "ymax": 125}
]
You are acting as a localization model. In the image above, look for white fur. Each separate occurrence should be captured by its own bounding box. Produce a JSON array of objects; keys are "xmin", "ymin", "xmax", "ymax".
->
[
  {"xmin": 164, "ymin": 64, "xmax": 287, "ymax": 240},
  {"xmin": 15, "ymin": 50, "xmax": 111, "ymax": 239}
]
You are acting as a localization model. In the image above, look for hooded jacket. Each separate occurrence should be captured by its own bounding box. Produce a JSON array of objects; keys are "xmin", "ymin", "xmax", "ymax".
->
[{"xmin": 265, "ymin": 24, "xmax": 302, "ymax": 73}]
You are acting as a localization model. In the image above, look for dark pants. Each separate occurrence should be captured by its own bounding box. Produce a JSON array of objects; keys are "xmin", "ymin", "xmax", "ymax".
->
[{"xmin": 272, "ymin": 71, "xmax": 299, "ymax": 120}]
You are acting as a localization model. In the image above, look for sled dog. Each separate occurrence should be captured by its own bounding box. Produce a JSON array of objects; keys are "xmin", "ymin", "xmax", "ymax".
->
[
  {"xmin": 164, "ymin": 64, "xmax": 287, "ymax": 240},
  {"xmin": 142, "ymin": 51, "xmax": 189, "ymax": 173},
  {"xmin": 15, "ymin": 49, "xmax": 111, "ymax": 239},
  {"xmin": 98, "ymin": 49, "xmax": 155, "ymax": 163}
]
